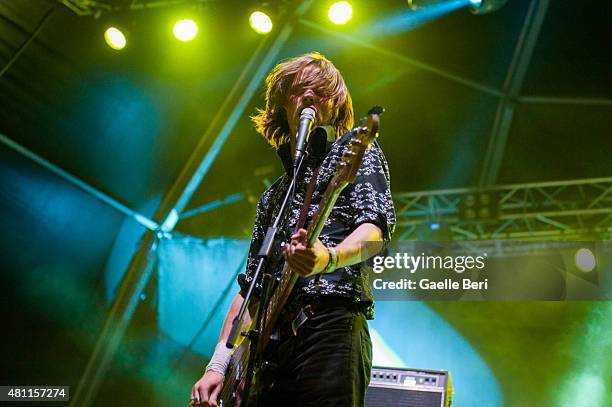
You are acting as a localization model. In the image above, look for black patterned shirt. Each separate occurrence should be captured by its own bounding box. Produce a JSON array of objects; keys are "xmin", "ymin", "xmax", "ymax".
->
[{"xmin": 237, "ymin": 131, "xmax": 396, "ymax": 319}]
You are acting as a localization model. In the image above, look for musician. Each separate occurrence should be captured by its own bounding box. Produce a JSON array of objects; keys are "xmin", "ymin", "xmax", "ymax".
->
[{"xmin": 190, "ymin": 52, "xmax": 395, "ymax": 407}]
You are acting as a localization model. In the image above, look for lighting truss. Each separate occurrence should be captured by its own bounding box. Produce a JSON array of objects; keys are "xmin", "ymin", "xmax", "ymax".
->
[
  {"xmin": 58, "ymin": 0, "xmax": 209, "ymax": 16},
  {"xmin": 395, "ymin": 177, "xmax": 612, "ymax": 241}
]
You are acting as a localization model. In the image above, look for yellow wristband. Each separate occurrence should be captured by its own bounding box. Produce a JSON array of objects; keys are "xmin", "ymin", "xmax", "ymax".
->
[{"xmin": 323, "ymin": 246, "xmax": 339, "ymax": 273}]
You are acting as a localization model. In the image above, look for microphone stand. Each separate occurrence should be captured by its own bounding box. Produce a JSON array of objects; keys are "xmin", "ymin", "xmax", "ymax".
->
[{"xmin": 226, "ymin": 148, "xmax": 309, "ymax": 406}]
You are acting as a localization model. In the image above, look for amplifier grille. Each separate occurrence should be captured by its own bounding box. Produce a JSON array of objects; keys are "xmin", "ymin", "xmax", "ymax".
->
[{"xmin": 366, "ymin": 386, "xmax": 443, "ymax": 407}]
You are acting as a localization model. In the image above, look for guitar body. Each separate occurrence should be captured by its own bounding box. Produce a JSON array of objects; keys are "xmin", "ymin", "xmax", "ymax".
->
[
  {"xmin": 218, "ymin": 317, "xmax": 280, "ymax": 407},
  {"xmin": 218, "ymin": 338, "xmax": 248, "ymax": 407}
]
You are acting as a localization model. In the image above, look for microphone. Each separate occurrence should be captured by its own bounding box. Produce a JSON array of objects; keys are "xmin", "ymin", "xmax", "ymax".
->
[{"xmin": 293, "ymin": 107, "xmax": 316, "ymax": 167}]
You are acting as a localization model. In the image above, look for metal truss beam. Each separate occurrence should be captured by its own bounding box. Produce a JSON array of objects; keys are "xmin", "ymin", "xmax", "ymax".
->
[
  {"xmin": 298, "ymin": 18, "xmax": 504, "ymax": 98},
  {"xmin": 0, "ymin": 133, "xmax": 159, "ymax": 231},
  {"xmin": 518, "ymin": 96, "xmax": 612, "ymax": 107},
  {"xmin": 180, "ymin": 192, "xmax": 245, "ymax": 220},
  {"xmin": 1, "ymin": 5, "xmax": 57, "ymax": 78},
  {"xmin": 395, "ymin": 177, "xmax": 612, "ymax": 240},
  {"xmin": 393, "ymin": 240, "xmax": 612, "ymax": 259},
  {"xmin": 58, "ymin": 0, "xmax": 208, "ymax": 16},
  {"xmin": 479, "ymin": 0, "xmax": 550, "ymax": 186}
]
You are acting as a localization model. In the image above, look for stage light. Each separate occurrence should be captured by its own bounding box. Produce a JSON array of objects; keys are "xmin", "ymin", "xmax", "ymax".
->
[
  {"xmin": 328, "ymin": 1, "xmax": 353, "ymax": 25},
  {"xmin": 574, "ymin": 248, "xmax": 596, "ymax": 272},
  {"xmin": 469, "ymin": 0, "xmax": 482, "ymax": 6},
  {"xmin": 173, "ymin": 19, "xmax": 198, "ymax": 42},
  {"xmin": 249, "ymin": 11, "xmax": 273, "ymax": 34},
  {"xmin": 104, "ymin": 27, "xmax": 126, "ymax": 50}
]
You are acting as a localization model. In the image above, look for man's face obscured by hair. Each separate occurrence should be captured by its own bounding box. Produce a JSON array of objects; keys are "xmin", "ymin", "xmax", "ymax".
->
[{"xmin": 283, "ymin": 65, "xmax": 335, "ymax": 140}]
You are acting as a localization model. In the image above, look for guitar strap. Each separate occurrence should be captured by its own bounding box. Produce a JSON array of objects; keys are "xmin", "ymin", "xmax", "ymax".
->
[
  {"xmin": 294, "ymin": 166, "xmax": 320, "ymax": 232},
  {"xmin": 282, "ymin": 166, "xmax": 320, "ymax": 336}
]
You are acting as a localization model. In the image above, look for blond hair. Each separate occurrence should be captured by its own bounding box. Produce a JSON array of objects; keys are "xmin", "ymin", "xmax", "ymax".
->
[{"xmin": 252, "ymin": 52, "xmax": 354, "ymax": 149}]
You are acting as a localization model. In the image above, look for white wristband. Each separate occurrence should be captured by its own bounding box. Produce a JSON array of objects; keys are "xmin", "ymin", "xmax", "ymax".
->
[{"xmin": 205, "ymin": 341, "xmax": 233, "ymax": 375}]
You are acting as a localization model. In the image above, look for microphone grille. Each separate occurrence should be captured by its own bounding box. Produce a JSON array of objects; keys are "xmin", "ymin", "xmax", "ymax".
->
[{"xmin": 300, "ymin": 107, "xmax": 316, "ymax": 120}]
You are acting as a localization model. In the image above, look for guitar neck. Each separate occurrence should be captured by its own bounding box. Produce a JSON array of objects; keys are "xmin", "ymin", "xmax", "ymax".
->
[
  {"xmin": 305, "ymin": 181, "xmax": 346, "ymax": 246},
  {"xmin": 259, "ymin": 178, "xmax": 348, "ymax": 349}
]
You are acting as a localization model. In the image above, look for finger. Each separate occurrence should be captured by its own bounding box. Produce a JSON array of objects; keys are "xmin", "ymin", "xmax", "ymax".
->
[
  {"xmin": 288, "ymin": 258, "xmax": 304, "ymax": 275},
  {"xmin": 300, "ymin": 259, "xmax": 316, "ymax": 269},
  {"xmin": 198, "ymin": 387, "xmax": 207, "ymax": 406},
  {"xmin": 294, "ymin": 252, "xmax": 316, "ymax": 266},
  {"xmin": 299, "ymin": 266, "xmax": 315, "ymax": 277},
  {"xmin": 293, "ymin": 246, "xmax": 315, "ymax": 257},
  {"xmin": 291, "ymin": 228, "xmax": 307, "ymax": 240},
  {"xmin": 289, "ymin": 253, "xmax": 309, "ymax": 266},
  {"xmin": 190, "ymin": 387, "xmax": 199, "ymax": 406},
  {"xmin": 292, "ymin": 254, "xmax": 315, "ymax": 268},
  {"xmin": 293, "ymin": 243, "xmax": 310, "ymax": 253},
  {"xmin": 290, "ymin": 260, "xmax": 311, "ymax": 276},
  {"xmin": 209, "ymin": 384, "xmax": 222, "ymax": 407}
]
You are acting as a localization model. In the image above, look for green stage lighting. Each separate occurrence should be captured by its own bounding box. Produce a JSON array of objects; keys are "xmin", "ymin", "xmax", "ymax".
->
[
  {"xmin": 328, "ymin": 1, "xmax": 353, "ymax": 25},
  {"xmin": 173, "ymin": 19, "xmax": 198, "ymax": 42},
  {"xmin": 249, "ymin": 11, "xmax": 273, "ymax": 34},
  {"xmin": 104, "ymin": 27, "xmax": 126, "ymax": 50}
]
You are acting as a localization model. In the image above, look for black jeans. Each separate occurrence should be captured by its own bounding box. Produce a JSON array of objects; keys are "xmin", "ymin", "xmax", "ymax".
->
[{"xmin": 257, "ymin": 303, "xmax": 372, "ymax": 407}]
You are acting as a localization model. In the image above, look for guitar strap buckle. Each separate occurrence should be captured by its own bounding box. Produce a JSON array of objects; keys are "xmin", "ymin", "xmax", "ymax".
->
[{"xmin": 291, "ymin": 304, "xmax": 314, "ymax": 336}]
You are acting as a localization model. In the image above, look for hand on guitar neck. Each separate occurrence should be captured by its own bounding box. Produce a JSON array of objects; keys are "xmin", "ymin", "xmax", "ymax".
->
[
  {"xmin": 284, "ymin": 224, "xmax": 384, "ymax": 277},
  {"xmin": 282, "ymin": 228, "xmax": 329, "ymax": 277}
]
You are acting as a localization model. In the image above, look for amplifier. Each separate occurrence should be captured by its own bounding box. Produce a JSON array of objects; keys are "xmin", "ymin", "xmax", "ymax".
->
[{"xmin": 366, "ymin": 366, "xmax": 452, "ymax": 407}]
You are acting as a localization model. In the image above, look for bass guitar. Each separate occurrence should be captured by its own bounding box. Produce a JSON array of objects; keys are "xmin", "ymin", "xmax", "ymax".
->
[{"xmin": 218, "ymin": 108, "xmax": 381, "ymax": 406}]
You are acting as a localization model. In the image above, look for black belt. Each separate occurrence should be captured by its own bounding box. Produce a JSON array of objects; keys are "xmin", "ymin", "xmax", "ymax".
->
[{"xmin": 288, "ymin": 297, "xmax": 363, "ymax": 337}]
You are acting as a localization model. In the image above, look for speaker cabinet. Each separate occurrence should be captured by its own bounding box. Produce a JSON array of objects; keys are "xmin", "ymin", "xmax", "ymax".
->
[{"xmin": 366, "ymin": 366, "xmax": 452, "ymax": 407}]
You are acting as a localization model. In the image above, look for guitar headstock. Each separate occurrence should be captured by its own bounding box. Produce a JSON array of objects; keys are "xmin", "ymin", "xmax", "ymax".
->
[{"xmin": 334, "ymin": 109, "xmax": 381, "ymax": 185}]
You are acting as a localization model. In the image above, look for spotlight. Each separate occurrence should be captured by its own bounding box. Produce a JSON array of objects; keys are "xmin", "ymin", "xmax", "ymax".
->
[
  {"xmin": 104, "ymin": 27, "xmax": 126, "ymax": 50},
  {"xmin": 459, "ymin": 191, "xmax": 499, "ymax": 222},
  {"xmin": 574, "ymin": 248, "xmax": 596, "ymax": 272},
  {"xmin": 469, "ymin": 0, "xmax": 508, "ymax": 15},
  {"xmin": 173, "ymin": 19, "xmax": 198, "ymax": 42},
  {"xmin": 249, "ymin": 11, "xmax": 273, "ymax": 34},
  {"xmin": 328, "ymin": 1, "xmax": 353, "ymax": 25}
]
